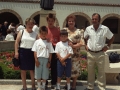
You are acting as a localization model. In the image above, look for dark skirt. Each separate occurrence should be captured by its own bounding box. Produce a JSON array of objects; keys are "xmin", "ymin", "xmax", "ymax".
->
[{"xmin": 19, "ymin": 48, "xmax": 35, "ymax": 70}]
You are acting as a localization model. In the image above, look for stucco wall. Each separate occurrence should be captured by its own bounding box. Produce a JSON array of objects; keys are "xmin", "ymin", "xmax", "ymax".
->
[
  {"xmin": 55, "ymin": 0, "xmax": 120, "ymax": 4},
  {"xmin": 0, "ymin": 2, "xmax": 120, "ymax": 43},
  {"xmin": 0, "ymin": 2, "xmax": 120, "ymax": 28}
]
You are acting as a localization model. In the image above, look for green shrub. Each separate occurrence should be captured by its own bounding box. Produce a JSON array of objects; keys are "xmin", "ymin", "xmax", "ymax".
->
[
  {"xmin": 0, "ymin": 51, "xmax": 98, "ymax": 80},
  {"xmin": 0, "ymin": 62, "xmax": 31, "ymax": 79},
  {"xmin": 78, "ymin": 70, "xmax": 88, "ymax": 80}
]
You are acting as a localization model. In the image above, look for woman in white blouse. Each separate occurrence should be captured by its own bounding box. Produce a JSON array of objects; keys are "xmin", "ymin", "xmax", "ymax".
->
[{"xmin": 15, "ymin": 18, "xmax": 37, "ymax": 90}]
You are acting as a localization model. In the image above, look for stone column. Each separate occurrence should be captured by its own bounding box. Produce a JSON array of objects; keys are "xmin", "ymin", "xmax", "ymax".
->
[{"xmin": 39, "ymin": 9, "xmax": 56, "ymax": 27}]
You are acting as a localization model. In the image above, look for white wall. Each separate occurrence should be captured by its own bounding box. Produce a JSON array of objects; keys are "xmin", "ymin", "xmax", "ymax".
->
[
  {"xmin": 55, "ymin": 0, "xmax": 120, "ymax": 4},
  {"xmin": 54, "ymin": 4, "xmax": 120, "ymax": 28},
  {"xmin": 0, "ymin": 2, "xmax": 120, "ymax": 28},
  {"xmin": 0, "ymin": 2, "xmax": 40, "ymax": 25},
  {"xmin": 21, "ymin": 0, "xmax": 120, "ymax": 4}
]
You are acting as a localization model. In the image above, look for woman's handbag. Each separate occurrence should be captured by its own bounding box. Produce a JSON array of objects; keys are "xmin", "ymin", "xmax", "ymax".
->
[
  {"xmin": 12, "ymin": 30, "xmax": 24, "ymax": 67},
  {"xmin": 12, "ymin": 58, "xmax": 20, "ymax": 67}
]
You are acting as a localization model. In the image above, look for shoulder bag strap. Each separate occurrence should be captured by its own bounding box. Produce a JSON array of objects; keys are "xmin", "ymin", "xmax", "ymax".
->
[{"xmin": 19, "ymin": 30, "xmax": 24, "ymax": 46}]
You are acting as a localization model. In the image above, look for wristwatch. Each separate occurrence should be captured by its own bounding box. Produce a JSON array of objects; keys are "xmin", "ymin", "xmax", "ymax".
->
[{"xmin": 106, "ymin": 45, "xmax": 110, "ymax": 49}]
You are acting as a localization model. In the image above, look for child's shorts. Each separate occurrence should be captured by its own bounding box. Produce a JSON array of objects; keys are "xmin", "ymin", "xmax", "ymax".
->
[
  {"xmin": 35, "ymin": 57, "xmax": 49, "ymax": 80},
  {"xmin": 57, "ymin": 58, "xmax": 71, "ymax": 78}
]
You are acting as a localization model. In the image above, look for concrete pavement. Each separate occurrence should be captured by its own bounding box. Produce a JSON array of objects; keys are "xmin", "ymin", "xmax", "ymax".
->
[{"xmin": 0, "ymin": 80, "xmax": 119, "ymax": 90}]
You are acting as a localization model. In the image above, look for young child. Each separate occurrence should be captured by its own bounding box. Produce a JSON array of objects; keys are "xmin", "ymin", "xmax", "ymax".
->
[
  {"xmin": 55, "ymin": 29, "xmax": 73, "ymax": 90},
  {"xmin": 5, "ymin": 29, "xmax": 14, "ymax": 41},
  {"xmin": 32, "ymin": 26, "xmax": 54, "ymax": 90}
]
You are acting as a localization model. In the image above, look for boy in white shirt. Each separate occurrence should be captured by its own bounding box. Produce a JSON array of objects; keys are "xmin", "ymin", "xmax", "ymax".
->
[
  {"xmin": 32, "ymin": 26, "xmax": 54, "ymax": 90},
  {"xmin": 55, "ymin": 29, "xmax": 73, "ymax": 90}
]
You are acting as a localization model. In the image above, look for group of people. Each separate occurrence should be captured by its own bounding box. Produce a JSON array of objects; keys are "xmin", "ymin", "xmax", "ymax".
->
[
  {"xmin": 14, "ymin": 13, "xmax": 114, "ymax": 90},
  {"xmin": 0, "ymin": 21, "xmax": 39, "ymax": 41},
  {"xmin": 0, "ymin": 21, "xmax": 25, "ymax": 41}
]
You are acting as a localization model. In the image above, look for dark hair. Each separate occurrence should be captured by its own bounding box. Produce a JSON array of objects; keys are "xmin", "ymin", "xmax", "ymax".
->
[
  {"xmin": 11, "ymin": 23, "xmax": 16, "ymax": 27},
  {"xmin": 92, "ymin": 13, "xmax": 101, "ymax": 22},
  {"xmin": 39, "ymin": 26, "xmax": 48, "ymax": 33},
  {"xmin": 60, "ymin": 29, "xmax": 68, "ymax": 36},
  {"xmin": 7, "ymin": 29, "xmax": 12, "ymax": 34},
  {"xmin": 46, "ymin": 13, "xmax": 55, "ymax": 21}
]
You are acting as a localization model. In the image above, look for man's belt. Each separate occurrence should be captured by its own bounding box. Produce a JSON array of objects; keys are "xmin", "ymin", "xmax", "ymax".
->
[{"xmin": 88, "ymin": 49, "xmax": 103, "ymax": 53}]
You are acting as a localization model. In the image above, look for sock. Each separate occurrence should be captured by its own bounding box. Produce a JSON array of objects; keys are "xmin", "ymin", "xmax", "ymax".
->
[
  {"xmin": 42, "ymin": 82, "xmax": 46, "ymax": 89},
  {"xmin": 37, "ymin": 82, "xmax": 41, "ymax": 89},
  {"xmin": 57, "ymin": 83, "xmax": 60, "ymax": 89},
  {"xmin": 67, "ymin": 83, "xmax": 70, "ymax": 90}
]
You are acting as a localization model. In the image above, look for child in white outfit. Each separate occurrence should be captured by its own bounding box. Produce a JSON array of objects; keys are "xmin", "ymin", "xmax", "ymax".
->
[
  {"xmin": 55, "ymin": 29, "xmax": 73, "ymax": 90},
  {"xmin": 32, "ymin": 26, "xmax": 54, "ymax": 90},
  {"xmin": 5, "ymin": 29, "xmax": 14, "ymax": 41}
]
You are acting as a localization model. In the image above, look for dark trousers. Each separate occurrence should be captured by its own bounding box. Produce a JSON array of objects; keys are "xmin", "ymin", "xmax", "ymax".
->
[{"xmin": 51, "ymin": 53, "xmax": 57, "ymax": 85}]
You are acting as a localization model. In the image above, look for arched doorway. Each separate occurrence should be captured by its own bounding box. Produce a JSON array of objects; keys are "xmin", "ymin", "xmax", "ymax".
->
[
  {"xmin": 101, "ymin": 14, "xmax": 120, "ymax": 43},
  {"xmin": 102, "ymin": 17, "xmax": 119, "ymax": 33},
  {"xmin": 75, "ymin": 15, "xmax": 90, "ymax": 29},
  {"xmin": 0, "ymin": 9, "xmax": 23, "ymax": 25},
  {"xmin": 33, "ymin": 14, "xmax": 40, "ymax": 26},
  {"xmin": 0, "ymin": 12, "xmax": 19, "ymax": 25},
  {"xmin": 63, "ymin": 12, "xmax": 91, "ymax": 29},
  {"xmin": 30, "ymin": 11, "xmax": 40, "ymax": 26}
]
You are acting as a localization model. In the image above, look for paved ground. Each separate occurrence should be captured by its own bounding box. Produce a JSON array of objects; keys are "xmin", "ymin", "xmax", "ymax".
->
[
  {"xmin": 0, "ymin": 80, "xmax": 120, "ymax": 90},
  {"xmin": 0, "ymin": 84, "xmax": 120, "ymax": 90}
]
